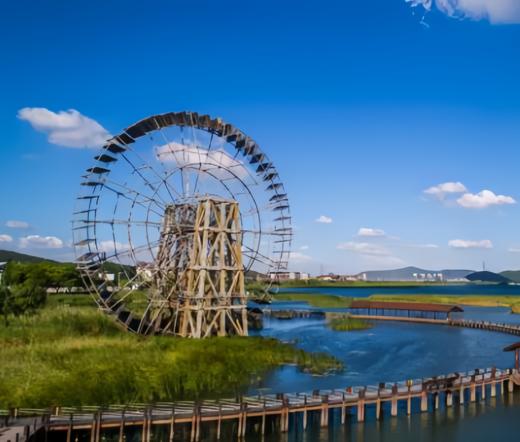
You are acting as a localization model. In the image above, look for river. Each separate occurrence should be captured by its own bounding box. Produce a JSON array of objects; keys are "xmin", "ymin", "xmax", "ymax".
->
[{"xmin": 246, "ymin": 285, "xmax": 520, "ymax": 441}]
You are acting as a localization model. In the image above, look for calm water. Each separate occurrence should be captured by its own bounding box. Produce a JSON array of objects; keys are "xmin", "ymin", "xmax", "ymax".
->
[{"xmin": 247, "ymin": 285, "xmax": 520, "ymax": 441}]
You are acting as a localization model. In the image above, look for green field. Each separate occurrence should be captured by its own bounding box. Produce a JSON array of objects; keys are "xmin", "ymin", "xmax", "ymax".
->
[
  {"xmin": 368, "ymin": 294, "xmax": 520, "ymax": 312},
  {"xmin": 272, "ymin": 293, "xmax": 353, "ymax": 308},
  {"xmin": 0, "ymin": 295, "xmax": 341, "ymax": 408},
  {"xmin": 327, "ymin": 315, "xmax": 372, "ymax": 332}
]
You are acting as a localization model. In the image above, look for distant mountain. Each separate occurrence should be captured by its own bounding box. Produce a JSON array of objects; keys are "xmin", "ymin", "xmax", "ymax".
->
[
  {"xmin": 500, "ymin": 270, "xmax": 520, "ymax": 283},
  {"xmin": 467, "ymin": 271, "xmax": 511, "ymax": 284},
  {"xmin": 357, "ymin": 266, "xmax": 474, "ymax": 282},
  {"xmin": 0, "ymin": 249, "xmax": 57, "ymax": 264}
]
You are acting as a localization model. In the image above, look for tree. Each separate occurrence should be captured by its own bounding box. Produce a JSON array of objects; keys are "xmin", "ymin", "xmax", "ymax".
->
[{"xmin": 0, "ymin": 280, "xmax": 47, "ymax": 327}]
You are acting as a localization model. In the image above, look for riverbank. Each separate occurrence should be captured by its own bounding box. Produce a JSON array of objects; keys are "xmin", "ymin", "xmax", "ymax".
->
[
  {"xmin": 272, "ymin": 293, "xmax": 352, "ymax": 308},
  {"xmin": 0, "ymin": 295, "xmax": 341, "ymax": 408},
  {"xmin": 280, "ymin": 280, "xmax": 451, "ymax": 288}
]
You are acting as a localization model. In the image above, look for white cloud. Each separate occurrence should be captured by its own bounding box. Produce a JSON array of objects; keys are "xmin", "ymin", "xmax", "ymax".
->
[
  {"xmin": 406, "ymin": 0, "xmax": 520, "ymax": 24},
  {"xmin": 508, "ymin": 247, "xmax": 520, "ymax": 253},
  {"xmin": 456, "ymin": 190, "xmax": 516, "ymax": 209},
  {"xmin": 18, "ymin": 108, "xmax": 111, "ymax": 148},
  {"xmin": 289, "ymin": 251, "xmax": 312, "ymax": 262},
  {"xmin": 411, "ymin": 243, "xmax": 439, "ymax": 249},
  {"xmin": 448, "ymin": 239, "xmax": 493, "ymax": 249},
  {"xmin": 6, "ymin": 220, "xmax": 29, "ymax": 229},
  {"xmin": 0, "ymin": 234, "xmax": 13, "ymax": 243},
  {"xmin": 357, "ymin": 227, "xmax": 386, "ymax": 238},
  {"xmin": 299, "ymin": 245, "xmax": 309, "ymax": 250},
  {"xmin": 156, "ymin": 142, "xmax": 249, "ymax": 179},
  {"xmin": 315, "ymin": 215, "xmax": 333, "ymax": 224},
  {"xmin": 424, "ymin": 182, "xmax": 467, "ymax": 200},
  {"xmin": 19, "ymin": 235, "xmax": 64, "ymax": 249},
  {"xmin": 337, "ymin": 241, "xmax": 391, "ymax": 256}
]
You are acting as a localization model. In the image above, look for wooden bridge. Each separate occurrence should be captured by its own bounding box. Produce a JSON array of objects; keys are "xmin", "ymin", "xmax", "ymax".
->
[
  {"xmin": 348, "ymin": 314, "xmax": 520, "ymax": 336},
  {"xmin": 1, "ymin": 367, "xmax": 518, "ymax": 442}
]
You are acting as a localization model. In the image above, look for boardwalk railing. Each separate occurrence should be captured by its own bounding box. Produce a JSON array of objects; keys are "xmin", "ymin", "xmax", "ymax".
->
[{"xmin": 1, "ymin": 367, "xmax": 518, "ymax": 442}]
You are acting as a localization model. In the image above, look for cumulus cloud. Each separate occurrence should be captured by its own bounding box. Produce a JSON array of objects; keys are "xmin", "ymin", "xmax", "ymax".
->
[
  {"xmin": 456, "ymin": 190, "xmax": 516, "ymax": 209},
  {"xmin": 6, "ymin": 220, "xmax": 29, "ymax": 229},
  {"xmin": 156, "ymin": 142, "xmax": 249, "ymax": 179},
  {"xmin": 357, "ymin": 227, "xmax": 386, "ymax": 238},
  {"xmin": 315, "ymin": 215, "xmax": 333, "ymax": 224},
  {"xmin": 19, "ymin": 235, "xmax": 64, "ymax": 249},
  {"xmin": 337, "ymin": 241, "xmax": 390, "ymax": 256},
  {"xmin": 424, "ymin": 182, "xmax": 467, "ymax": 200},
  {"xmin": 289, "ymin": 251, "xmax": 312, "ymax": 262},
  {"xmin": 448, "ymin": 239, "xmax": 493, "ymax": 249},
  {"xmin": 406, "ymin": 0, "xmax": 520, "ymax": 24},
  {"xmin": 18, "ymin": 108, "xmax": 111, "ymax": 148},
  {"xmin": 0, "ymin": 234, "xmax": 13, "ymax": 243}
]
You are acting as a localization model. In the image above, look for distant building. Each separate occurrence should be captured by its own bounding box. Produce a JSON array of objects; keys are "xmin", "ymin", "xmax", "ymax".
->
[
  {"xmin": 316, "ymin": 273, "xmax": 340, "ymax": 281},
  {"xmin": 269, "ymin": 271, "xmax": 309, "ymax": 281},
  {"xmin": 0, "ymin": 262, "xmax": 6, "ymax": 283}
]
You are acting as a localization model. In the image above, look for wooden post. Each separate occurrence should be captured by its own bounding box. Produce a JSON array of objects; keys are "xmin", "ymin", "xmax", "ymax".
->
[
  {"xmin": 491, "ymin": 382, "xmax": 497, "ymax": 398},
  {"xmin": 302, "ymin": 409, "xmax": 307, "ymax": 431},
  {"xmin": 66, "ymin": 414, "xmax": 73, "ymax": 442},
  {"xmin": 391, "ymin": 384, "xmax": 398, "ymax": 417},
  {"xmin": 190, "ymin": 407, "xmax": 197, "ymax": 442},
  {"xmin": 481, "ymin": 383, "xmax": 486, "ymax": 401},
  {"xmin": 459, "ymin": 386, "xmax": 465, "ymax": 405},
  {"xmin": 357, "ymin": 401, "xmax": 365, "ymax": 423},
  {"xmin": 434, "ymin": 393, "xmax": 439, "ymax": 410},
  {"xmin": 89, "ymin": 413, "xmax": 96, "ymax": 442},
  {"xmin": 375, "ymin": 399, "xmax": 381, "ymax": 420},
  {"xmin": 241, "ymin": 402, "xmax": 247, "ymax": 438},
  {"xmin": 407, "ymin": 395, "xmax": 412, "ymax": 415},
  {"xmin": 95, "ymin": 412, "xmax": 101, "ymax": 442},
  {"xmin": 508, "ymin": 378, "xmax": 515, "ymax": 393},
  {"xmin": 357, "ymin": 389, "xmax": 365, "ymax": 423},
  {"xmin": 119, "ymin": 411, "xmax": 126, "ymax": 442},
  {"xmin": 470, "ymin": 377, "xmax": 476, "ymax": 402},
  {"xmin": 142, "ymin": 410, "xmax": 148, "ymax": 442},
  {"xmin": 320, "ymin": 396, "xmax": 328, "ymax": 428},
  {"xmin": 501, "ymin": 380, "xmax": 505, "ymax": 395},
  {"xmin": 169, "ymin": 410, "xmax": 175, "ymax": 442},
  {"xmin": 446, "ymin": 391, "xmax": 453, "ymax": 407},
  {"xmin": 420, "ymin": 390, "xmax": 428, "ymax": 412}
]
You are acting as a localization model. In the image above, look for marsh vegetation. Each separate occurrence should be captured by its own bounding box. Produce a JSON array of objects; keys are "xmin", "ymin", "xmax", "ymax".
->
[{"xmin": 0, "ymin": 295, "xmax": 341, "ymax": 408}]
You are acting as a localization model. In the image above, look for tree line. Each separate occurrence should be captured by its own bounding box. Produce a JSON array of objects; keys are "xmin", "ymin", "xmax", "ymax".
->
[{"xmin": 0, "ymin": 261, "xmax": 83, "ymax": 326}]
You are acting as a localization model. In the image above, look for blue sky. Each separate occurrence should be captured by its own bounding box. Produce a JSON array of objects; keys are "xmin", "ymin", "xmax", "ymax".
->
[{"xmin": 1, "ymin": 0, "xmax": 520, "ymax": 274}]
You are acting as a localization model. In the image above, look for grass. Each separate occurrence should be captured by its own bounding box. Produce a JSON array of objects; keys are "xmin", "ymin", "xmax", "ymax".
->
[
  {"xmin": 0, "ymin": 294, "xmax": 342, "ymax": 408},
  {"xmin": 368, "ymin": 294, "xmax": 520, "ymax": 312},
  {"xmin": 327, "ymin": 315, "xmax": 372, "ymax": 332},
  {"xmin": 272, "ymin": 293, "xmax": 352, "ymax": 308}
]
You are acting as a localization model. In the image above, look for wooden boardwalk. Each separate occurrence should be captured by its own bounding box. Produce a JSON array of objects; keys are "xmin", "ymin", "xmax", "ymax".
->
[
  {"xmin": 349, "ymin": 314, "xmax": 520, "ymax": 336},
  {"xmin": 1, "ymin": 367, "xmax": 518, "ymax": 441}
]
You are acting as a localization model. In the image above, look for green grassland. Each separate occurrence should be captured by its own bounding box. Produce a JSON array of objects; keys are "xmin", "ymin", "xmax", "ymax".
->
[
  {"xmin": 368, "ymin": 294, "xmax": 520, "ymax": 312},
  {"xmin": 272, "ymin": 293, "xmax": 353, "ymax": 308},
  {"xmin": 327, "ymin": 315, "xmax": 372, "ymax": 332},
  {"xmin": 0, "ymin": 295, "xmax": 341, "ymax": 408}
]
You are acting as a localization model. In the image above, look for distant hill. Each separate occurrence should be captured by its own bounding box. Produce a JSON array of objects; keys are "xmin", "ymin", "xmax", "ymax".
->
[
  {"xmin": 500, "ymin": 270, "xmax": 520, "ymax": 283},
  {"xmin": 0, "ymin": 249, "xmax": 57, "ymax": 264},
  {"xmin": 467, "ymin": 271, "xmax": 511, "ymax": 284},
  {"xmin": 357, "ymin": 266, "xmax": 474, "ymax": 282}
]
